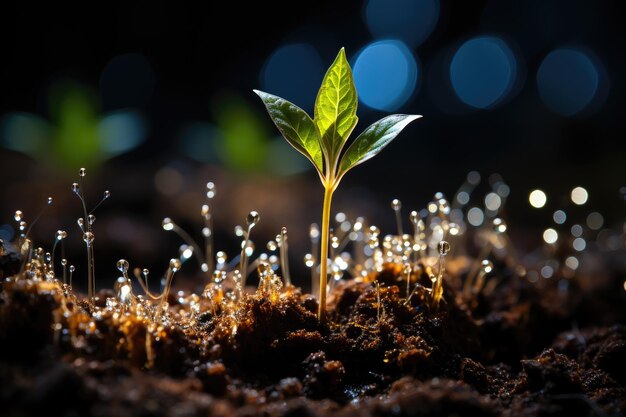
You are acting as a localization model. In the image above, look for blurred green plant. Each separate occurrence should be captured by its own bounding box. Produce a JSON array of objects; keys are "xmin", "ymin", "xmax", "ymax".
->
[
  {"xmin": 1, "ymin": 80, "xmax": 147, "ymax": 173},
  {"xmin": 179, "ymin": 94, "xmax": 312, "ymax": 176}
]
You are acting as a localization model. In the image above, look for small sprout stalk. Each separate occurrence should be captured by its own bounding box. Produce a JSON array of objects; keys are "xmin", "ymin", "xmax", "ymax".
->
[
  {"xmin": 279, "ymin": 227, "xmax": 291, "ymax": 286},
  {"xmin": 255, "ymin": 48, "xmax": 421, "ymax": 322},
  {"xmin": 432, "ymin": 240, "xmax": 450, "ymax": 309},
  {"xmin": 156, "ymin": 258, "xmax": 181, "ymax": 321}
]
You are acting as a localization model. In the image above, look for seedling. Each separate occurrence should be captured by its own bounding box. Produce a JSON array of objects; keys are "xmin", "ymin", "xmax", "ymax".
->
[{"xmin": 255, "ymin": 48, "xmax": 421, "ymax": 321}]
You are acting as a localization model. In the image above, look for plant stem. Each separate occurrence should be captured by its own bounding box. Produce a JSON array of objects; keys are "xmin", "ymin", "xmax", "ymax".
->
[{"xmin": 318, "ymin": 185, "xmax": 334, "ymax": 323}]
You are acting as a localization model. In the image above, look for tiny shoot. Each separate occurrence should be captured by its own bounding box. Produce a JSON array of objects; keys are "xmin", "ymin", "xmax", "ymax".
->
[{"xmin": 254, "ymin": 48, "xmax": 421, "ymax": 322}]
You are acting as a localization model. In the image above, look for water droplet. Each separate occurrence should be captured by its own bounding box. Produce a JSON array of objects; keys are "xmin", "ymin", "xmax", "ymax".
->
[
  {"xmin": 310, "ymin": 224, "xmax": 320, "ymax": 240},
  {"xmin": 246, "ymin": 211, "xmax": 260, "ymax": 227},
  {"xmin": 493, "ymin": 218, "xmax": 507, "ymax": 234},
  {"xmin": 234, "ymin": 225, "xmax": 244, "ymax": 236},
  {"xmin": 206, "ymin": 182, "xmax": 216, "ymax": 199},
  {"xmin": 19, "ymin": 221, "xmax": 27, "ymax": 231},
  {"xmin": 216, "ymin": 251, "xmax": 227, "ymax": 264},
  {"xmin": 45, "ymin": 252, "xmax": 51, "ymax": 263},
  {"xmin": 69, "ymin": 265, "xmax": 75, "ymax": 272},
  {"xmin": 391, "ymin": 199, "xmax": 401, "ymax": 211},
  {"xmin": 71, "ymin": 183, "xmax": 80, "ymax": 194},
  {"xmin": 162, "ymin": 217, "xmax": 174, "ymax": 231},
  {"xmin": 56, "ymin": 230, "xmax": 67, "ymax": 241},
  {"xmin": 409, "ymin": 210, "xmax": 420, "ymax": 224},
  {"xmin": 77, "ymin": 218, "xmax": 85, "ymax": 230},
  {"xmin": 481, "ymin": 259, "xmax": 494, "ymax": 273},
  {"xmin": 304, "ymin": 254, "xmax": 315, "ymax": 267},
  {"xmin": 14, "ymin": 210, "xmax": 23, "ymax": 221},
  {"xmin": 88, "ymin": 214, "xmax": 96, "ymax": 225},
  {"xmin": 267, "ymin": 240, "xmax": 277, "ymax": 251},
  {"xmin": 117, "ymin": 259, "xmax": 129, "ymax": 273},
  {"xmin": 438, "ymin": 240, "xmax": 450, "ymax": 256},
  {"xmin": 79, "ymin": 168, "xmax": 86, "ymax": 177},
  {"xmin": 83, "ymin": 232, "xmax": 94, "ymax": 244},
  {"xmin": 104, "ymin": 190, "xmax": 111, "ymax": 199},
  {"xmin": 244, "ymin": 241, "xmax": 255, "ymax": 257},
  {"xmin": 142, "ymin": 268, "xmax": 149, "ymax": 277},
  {"xmin": 438, "ymin": 199, "xmax": 451, "ymax": 215},
  {"xmin": 331, "ymin": 235, "xmax": 340, "ymax": 249},
  {"xmin": 201, "ymin": 204, "xmax": 209, "ymax": 217},
  {"xmin": 61, "ymin": 259, "xmax": 68, "ymax": 266},
  {"xmin": 169, "ymin": 258, "xmax": 182, "ymax": 272},
  {"xmin": 369, "ymin": 225, "xmax": 380, "ymax": 237},
  {"xmin": 180, "ymin": 246, "xmax": 193, "ymax": 259},
  {"xmin": 47, "ymin": 197, "xmax": 53, "ymax": 205}
]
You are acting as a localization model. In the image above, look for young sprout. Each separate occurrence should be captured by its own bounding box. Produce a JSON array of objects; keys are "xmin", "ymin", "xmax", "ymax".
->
[
  {"xmin": 391, "ymin": 199, "xmax": 403, "ymax": 236},
  {"xmin": 155, "ymin": 258, "xmax": 182, "ymax": 321},
  {"xmin": 203, "ymin": 181, "xmax": 216, "ymax": 274},
  {"xmin": 255, "ymin": 48, "xmax": 421, "ymax": 322},
  {"xmin": 51, "ymin": 230, "xmax": 67, "ymax": 277},
  {"xmin": 432, "ymin": 240, "xmax": 450, "ymax": 309},
  {"xmin": 72, "ymin": 168, "xmax": 110, "ymax": 301},
  {"xmin": 162, "ymin": 217, "xmax": 207, "ymax": 274},
  {"xmin": 239, "ymin": 211, "xmax": 259, "ymax": 286},
  {"xmin": 277, "ymin": 227, "xmax": 291, "ymax": 286}
]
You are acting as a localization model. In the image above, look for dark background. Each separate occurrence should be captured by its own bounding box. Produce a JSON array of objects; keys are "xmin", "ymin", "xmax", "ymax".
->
[{"xmin": 1, "ymin": 1, "xmax": 624, "ymax": 289}]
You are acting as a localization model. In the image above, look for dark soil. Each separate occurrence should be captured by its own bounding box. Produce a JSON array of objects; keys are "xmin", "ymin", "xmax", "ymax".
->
[{"xmin": 1, "ymin": 253, "xmax": 625, "ymax": 417}]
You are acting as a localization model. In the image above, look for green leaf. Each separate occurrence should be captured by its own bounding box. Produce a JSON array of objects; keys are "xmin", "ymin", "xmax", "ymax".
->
[
  {"xmin": 314, "ymin": 47, "xmax": 358, "ymax": 165},
  {"xmin": 253, "ymin": 89, "xmax": 324, "ymax": 175},
  {"xmin": 338, "ymin": 114, "xmax": 421, "ymax": 179}
]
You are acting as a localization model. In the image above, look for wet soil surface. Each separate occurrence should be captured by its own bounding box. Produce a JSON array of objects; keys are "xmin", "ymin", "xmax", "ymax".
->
[{"xmin": 1, "ymin": 255, "xmax": 625, "ymax": 417}]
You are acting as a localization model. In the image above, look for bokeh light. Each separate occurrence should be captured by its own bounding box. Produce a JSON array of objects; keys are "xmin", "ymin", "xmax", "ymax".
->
[
  {"xmin": 179, "ymin": 122, "xmax": 222, "ymax": 164},
  {"xmin": 364, "ymin": 0, "xmax": 440, "ymax": 47},
  {"xmin": 586, "ymin": 212, "xmax": 604, "ymax": 230},
  {"xmin": 353, "ymin": 40, "xmax": 418, "ymax": 111},
  {"xmin": 467, "ymin": 207, "xmax": 484, "ymax": 226},
  {"xmin": 565, "ymin": 256, "xmax": 579, "ymax": 270},
  {"xmin": 543, "ymin": 228, "xmax": 558, "ymax": 244},
  {"xmin": 553, "ymin": 210, "xmax": 567, "ymax": 224},
  {"xmin": 570, "ymin": 186, "xmax": 588, "ymax": 205},
  {"xmin": 484, "ymin": 192, "xmax": 501, "ymax": 211},
  {"xmin": 450, "ymin": 36, "xmax": 519, "ymax": 109},
  {"xmin": 261, "ymin": 44, "xmax": 324, "ymax": 112},
  {"xmin": 529, "ymin": 189, "xmax": 547, "ymax": 208},
  {"xmin": 99, "ymin": 111, "xmax": 146, "ymax": 154},
  {"xmin": 537, "ymin": 48, "xmax": 600, "ymax": 116},
  {"xmin": 571, "ymin": 224, "xmax": 583, "ymax": 237},
  {"xmin": 573, "ymin": 237, "xmax": 586, "ymax": 251},
  {"xmin": 1, "ymin": 113, "xmax": 49, "ymax": 153}
]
